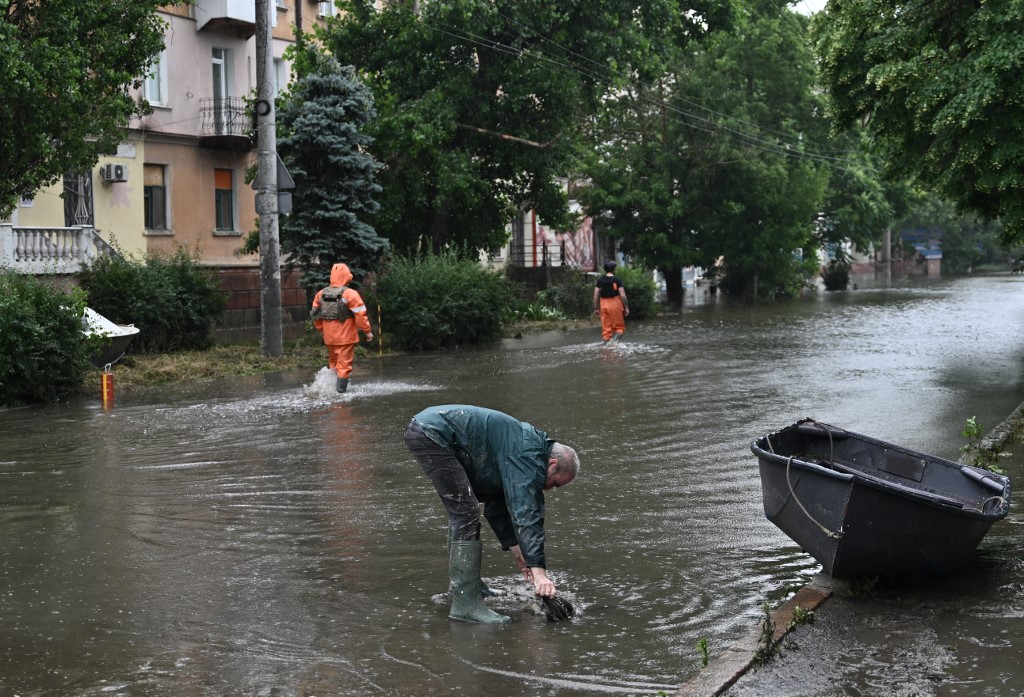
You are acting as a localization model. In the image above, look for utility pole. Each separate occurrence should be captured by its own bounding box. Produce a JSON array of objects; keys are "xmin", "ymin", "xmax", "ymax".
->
[{"xmin": 255, "ymin": 0, "xmax": 283, "ymax": 357}]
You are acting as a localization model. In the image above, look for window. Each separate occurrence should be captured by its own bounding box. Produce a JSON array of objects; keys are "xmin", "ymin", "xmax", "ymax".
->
[
  {"xmin": 270, "ymin": 0, "xmax": 279, "ymax": 27},
  {"xmin": 214, "ymin": 168, "xmax": 235, "ymax": 231},
  {"xmin": 144, "ymin": 164, "xmax": 167, "ymax": 230},
  {"xmin": 144, "ymin": 48, "xmax": 168, "ymax": 106},
  {"xmin": 212, "ymin": 48, "xmax": 231, "ymax": 134},
  {"xmin": 273, "ymin": 57, "xmax": 288, "ymax": 98},
  {"xmin": 319, "ymin": 1, "xmax": 332, "ymax": 17}
]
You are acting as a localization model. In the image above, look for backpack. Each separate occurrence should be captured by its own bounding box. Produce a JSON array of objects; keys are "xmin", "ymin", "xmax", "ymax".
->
[{"xmin": 313, "ymin": 286, "xmax": 354, "ymax": 321}]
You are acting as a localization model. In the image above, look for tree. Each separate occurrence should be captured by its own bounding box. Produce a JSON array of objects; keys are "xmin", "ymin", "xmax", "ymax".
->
[
  {"xmin": 309, "ymin": 0, "xmax": 731, "ymax": 257},
  {"xmin": 0, "ymin": 1, "xmax": 177, "ymax": 217},
  {"xmin": 814, "ymin": 0, "xmax": 1024, "ymax": 245},
  {"xmin": 276, "ymin": 56, "xmax": 388, "ymax": 292},
  {"xmin": 815, "ymin": 128, "xmax": 916, "ymax": 262},
  {"xmin": 583, "ymin": 1, "xmax": 829, "ymax": 300}
]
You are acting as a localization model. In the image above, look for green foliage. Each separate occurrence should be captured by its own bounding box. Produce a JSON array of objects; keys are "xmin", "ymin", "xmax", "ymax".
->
[
  {"xmin": 276, "ymin": 55, "xmax": 388, "ymax": 292},
  {"xmin": 582, "ymin": 1, "xmax": 828, "ymax": 302},
  {"xmin": 960, "ymin": 416, "xmax": 1007, "ymax": 474},
  {"xmin": 0, "ymin": 270, "xmax": 96, "ymax": 405},
  {"xmin": 814, "ymin": 0, "xmax": 1024, "ymax": 245},
  {"xmin": 820, "ymin": 258, "xmax": 850, "ymax": 291},
  {"xmin": 537, "ymin": 273, "xmax": 594, "ymax": 320},
  {"xmin": 80, "ymin": 248, "xmax": 227, "ymax": 353},
  {"xmin": 0, "ymin": 1, "xmax": 181, "ymax": 217},
  {"xmin": 752, "ymin": 600, "xmax": 778, "ymax": 666},
  {"xmin": 696, "ymin": 637, "xmax": 710, "ymax": 668},
  {"xmin": 376, "ymin": 251, "xmax": 515, "ymax": 350},
  {"xmin": 615, "ymin": 266, "xmax": 659, "ymax": 320},
  {"xmin": 312, "ymin": 0, "xmax": 727, "ymax": 258},
  {"xmin": 787, "ymin": 605, "xmax": 815, "ymax": 632},
  {"xmin": 507, "ymin": 301, "xmax": 567, "ymax": 323}
]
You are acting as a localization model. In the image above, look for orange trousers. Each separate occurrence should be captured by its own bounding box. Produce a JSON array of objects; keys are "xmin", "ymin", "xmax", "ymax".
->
[
  {"xmin": 328, "ymin": 343, "xmax": 356, "ymax": 379},
  {"xmin": 599, "ymin": 297, "xmax": 626, "ymax": 341}
]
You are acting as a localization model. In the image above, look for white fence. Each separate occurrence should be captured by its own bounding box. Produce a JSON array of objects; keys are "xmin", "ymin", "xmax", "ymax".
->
[{"xmin": 0, "ymin": 224, "xmax": 101, "ymax": 274}]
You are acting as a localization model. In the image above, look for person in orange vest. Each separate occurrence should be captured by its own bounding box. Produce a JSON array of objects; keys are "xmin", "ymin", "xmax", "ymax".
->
[
  {"xmin": 593, "ymin": 259, "xmax": 629, "ymax": 343},
  {"xmin": 311, "ymin": 263, "xmax": 374, "ymax": 393}
]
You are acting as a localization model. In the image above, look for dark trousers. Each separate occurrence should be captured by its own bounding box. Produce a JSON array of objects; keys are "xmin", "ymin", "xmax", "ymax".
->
[{"xmin": 404, "ymin": 419, "xmax": 480, "ymax": 540}]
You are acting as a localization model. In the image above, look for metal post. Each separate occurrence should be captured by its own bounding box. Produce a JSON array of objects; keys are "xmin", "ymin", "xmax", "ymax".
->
[{"xmin": 256, "ymin": 0, "xmax": 283, "ymax": 356}]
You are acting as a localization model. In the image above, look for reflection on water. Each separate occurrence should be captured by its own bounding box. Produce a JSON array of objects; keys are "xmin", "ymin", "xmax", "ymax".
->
[{"xmin": 1, "ymin": 274, "xmax": 1023, "ymax": 696}]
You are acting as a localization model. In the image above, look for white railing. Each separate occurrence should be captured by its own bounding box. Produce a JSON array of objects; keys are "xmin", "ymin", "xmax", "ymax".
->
[{"xmin": 0, "ymin": 224, "xmax": 100, "ymax": 274}]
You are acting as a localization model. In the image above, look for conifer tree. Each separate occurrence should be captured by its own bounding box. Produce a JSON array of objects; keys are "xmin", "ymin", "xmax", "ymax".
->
[{"xmin": 277, "ymin": 56, "xmax": 388, "ymax": 292}]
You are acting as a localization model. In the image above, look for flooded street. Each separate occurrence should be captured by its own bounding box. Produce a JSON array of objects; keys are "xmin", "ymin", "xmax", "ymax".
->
[{"xmin": 2, "ymin": 274, "xmax": 1023, "ymax": 696}]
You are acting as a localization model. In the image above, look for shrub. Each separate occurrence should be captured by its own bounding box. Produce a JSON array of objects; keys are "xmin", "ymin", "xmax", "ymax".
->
[
  {"xmin": 376, "ymin": 251, "xmax": 515, "ymax": 350},
  {"xmin": 537, "ymin": 272, "xmax": 593, "ymax": 319},
  {"xmin": 80, "ymin": 247, "xmax": 227, "ymax": 353},
  {"xmin": 0, "ymin": 270, "xmax": 96, "ymax": 405},
  {"xmin": 821, "ymin": 259, "xmax": 851, "ymax": 291},
  {"xmin": 616, "ymin": 266, "xmax": 659, "ymax": 320}
]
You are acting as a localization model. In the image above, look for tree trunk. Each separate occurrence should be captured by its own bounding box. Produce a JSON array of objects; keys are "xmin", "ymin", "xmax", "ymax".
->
[{"xmin": 663, "ymin": 266, "xmax": 684, "ymax": 307}]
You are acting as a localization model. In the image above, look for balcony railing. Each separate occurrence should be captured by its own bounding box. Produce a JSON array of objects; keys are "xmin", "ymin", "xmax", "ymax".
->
[
  {"xmin": 509, "ymin": 243, "xmax": 564, "ymax": 268},
  {"xmin": 199, "ymin": 97, "xmax": 253, "ymax": 150},
  {"xmin": 1, "ymin": 224, "xmax": 105, "ymax": 274}
]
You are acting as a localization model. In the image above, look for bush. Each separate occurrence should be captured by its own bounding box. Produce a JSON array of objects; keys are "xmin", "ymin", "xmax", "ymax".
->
[
  {"xmin": 80, "ymin": 247, "xmax": 227, "ymax": 353},
  {"xmin": 376, "ymin": 251, "xmax": 515, "ymax": 350},
  {"xmin": 0, "ymin": 270, "xmax": 96, "ymax": 405},
  {"xmin": 821, "ymin": 259, "xmax": 851, "ymax": 291},
  {"xmin": 537, "ymin": 272, "xmax": 593, "ymax": 319},
  {"xmin": 616, "ymin": 266, "xmax": 659, "ymax": 320}
]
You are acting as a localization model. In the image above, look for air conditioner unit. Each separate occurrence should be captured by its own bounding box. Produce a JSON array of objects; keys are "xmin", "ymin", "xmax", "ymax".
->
[{"xmin": 100, "ymin": 163, "xmax": 128, "ymax": 183}]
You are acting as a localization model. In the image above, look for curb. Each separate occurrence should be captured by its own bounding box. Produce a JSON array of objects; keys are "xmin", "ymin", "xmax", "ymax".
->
[{"xmin": 672, "ymin": 573, "xmax": 834, "ymax": 697}]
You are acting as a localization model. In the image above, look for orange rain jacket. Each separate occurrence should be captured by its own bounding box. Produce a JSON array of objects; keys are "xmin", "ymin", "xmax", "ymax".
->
[{"xmin": 312, "ymin": 263, "xmax": 372, "ymax": 345}]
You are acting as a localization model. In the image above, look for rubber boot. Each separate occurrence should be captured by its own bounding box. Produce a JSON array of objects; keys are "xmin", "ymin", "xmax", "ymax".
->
[
  {"xmin": 612, "ymin": 332, "xmax": 623, "ymax": 343},
  {"xmin": 448, "ymin": 540, "xmax": 511, "ymax": 623},
  {"xmin": 448, "ymin": 529, "xmax": 499, "ymax": 598},
  {"xmin": 335, "ymin": 376, "xmax": 348, "ymax": 393}
]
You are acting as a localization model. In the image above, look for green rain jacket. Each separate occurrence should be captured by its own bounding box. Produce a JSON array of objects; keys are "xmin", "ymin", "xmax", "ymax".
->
[{"xmin": 413, "ymin": 405, "xmax": 553, "ymax": 568}]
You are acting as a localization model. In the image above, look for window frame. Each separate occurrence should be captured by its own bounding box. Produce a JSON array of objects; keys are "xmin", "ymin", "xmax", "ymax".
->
[{"xmin": 214, "ymin": 168, "xmax": 235, "ymax": 232}]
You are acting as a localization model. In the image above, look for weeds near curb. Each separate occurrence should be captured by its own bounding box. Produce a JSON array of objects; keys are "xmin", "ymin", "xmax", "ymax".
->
[
  {"xmin": 752, "ymin": 601, "xmax": 777, "ymax": 666},
  {"xmin": 960, "ymin": 416, "xmax": 1007, "ymax": 474},
  {"xmin": 788, "ymin": 605, "xmax": 815, "ymax": 632},
  {"xmin": 696, "ymin": 637, "xmax": 709, "ymax": 668}
]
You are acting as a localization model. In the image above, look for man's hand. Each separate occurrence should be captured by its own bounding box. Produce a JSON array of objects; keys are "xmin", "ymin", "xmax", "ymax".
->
[
  {"xmin": 531, "ymin": 567, "xmax": 556, "ymax": 597},
  {"xmin": 509, "ymin": 545, "xmax": 532, "ymax": 583},
  {"xmin": 365, "ymin": 332, "xmax": 374, "ymax": 342}
]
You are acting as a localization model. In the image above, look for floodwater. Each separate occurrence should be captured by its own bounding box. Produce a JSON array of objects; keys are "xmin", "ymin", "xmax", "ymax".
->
[{"xmin": 2, "ymin": 273, "xmax": 1023, "ymax": 697}]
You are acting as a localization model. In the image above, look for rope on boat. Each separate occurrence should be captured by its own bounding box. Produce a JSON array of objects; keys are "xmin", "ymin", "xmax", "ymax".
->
[
  {"xmin": 981, "ymin": 495, "xmax": 1008, "ymax": 513},
  {"xmin": 765, "ymin": 427, "xmax": 843, "ymax": 541}
]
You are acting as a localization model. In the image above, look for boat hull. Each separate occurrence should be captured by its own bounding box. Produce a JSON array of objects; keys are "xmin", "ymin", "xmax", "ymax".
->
[{"xmin": 752, "ymin": 420, "xmax": 1011, "ymax": 578}]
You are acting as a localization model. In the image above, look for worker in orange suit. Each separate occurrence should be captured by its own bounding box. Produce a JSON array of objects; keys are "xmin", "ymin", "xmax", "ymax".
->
[
  {"xmin": 311, "ymin": 263, "xmax": 374, "ymax": 393},
  {"xmin": 593, "ymin": 259, "xmax": 629, "ymax": 343}
]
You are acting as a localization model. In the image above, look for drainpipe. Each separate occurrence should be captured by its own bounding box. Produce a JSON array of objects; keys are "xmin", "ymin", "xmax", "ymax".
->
[{"xmin": 532, "ymin": 210, "xmax": 538, "ymax": 268}]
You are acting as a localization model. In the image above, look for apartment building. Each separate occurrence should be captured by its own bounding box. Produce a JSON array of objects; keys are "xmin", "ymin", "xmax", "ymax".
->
[{"xmin": 10, "ymin": 1, "xmax": 336, "ymax": 264}]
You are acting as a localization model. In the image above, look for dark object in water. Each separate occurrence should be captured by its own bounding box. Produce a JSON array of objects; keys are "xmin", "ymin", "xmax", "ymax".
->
[
  {"xmin": 539, "ymin": 595, "xmax": 575, "ymax": 621},
  {"xmin": 751, "ymin": 418, "xmax": 1012, "ymax": 579}
]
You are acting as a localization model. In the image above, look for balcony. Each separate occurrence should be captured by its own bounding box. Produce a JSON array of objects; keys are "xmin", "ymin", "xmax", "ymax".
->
[
  {"xmin": 199, "ymin": 98, "xmax": 254, "ymax": 151},
  {"xmin": 1, "ymin": 224, "xmax": 109, "ymax": 274},
  {"xmin": 194, "ymin": 0, "xmax": 256, "ymax": 39}
]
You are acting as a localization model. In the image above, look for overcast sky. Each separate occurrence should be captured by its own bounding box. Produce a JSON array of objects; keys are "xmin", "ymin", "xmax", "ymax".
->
[{"xmin": 792, "ymin": 0, "xmax": 827, "ymax": 14}]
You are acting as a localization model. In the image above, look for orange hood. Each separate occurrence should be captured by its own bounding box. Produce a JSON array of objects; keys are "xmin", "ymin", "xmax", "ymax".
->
[{"xmin": 330, "ymin": 263, "xmax": 353, "ymax": 287}]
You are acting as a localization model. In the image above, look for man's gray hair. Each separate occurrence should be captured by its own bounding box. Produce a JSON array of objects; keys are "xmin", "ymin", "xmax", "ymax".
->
[{"xmin": 550, "ymin": 442, "xmax": 580, "ymax": 482}]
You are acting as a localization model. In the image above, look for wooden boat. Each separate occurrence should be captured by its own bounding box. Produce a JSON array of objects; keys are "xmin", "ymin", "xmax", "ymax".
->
[{"xmin": 751, "ymin": 419, "xmax": 1012, "ymax": 578}]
